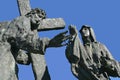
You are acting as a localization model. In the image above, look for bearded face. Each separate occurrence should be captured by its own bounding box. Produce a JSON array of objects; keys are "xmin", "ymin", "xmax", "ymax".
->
[{"xmin": 25, "ymin": 8, "xmax": 46, "ymax": 30}]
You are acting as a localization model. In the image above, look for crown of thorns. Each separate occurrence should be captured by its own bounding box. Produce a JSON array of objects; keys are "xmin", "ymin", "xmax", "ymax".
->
[{"xmin": 26, "ymin": 8, "xmax": 46, "ymax": 19}]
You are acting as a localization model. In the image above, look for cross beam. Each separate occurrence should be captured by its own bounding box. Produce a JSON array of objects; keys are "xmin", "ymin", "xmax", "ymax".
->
[
  {"xmin": 17, "ymin": 0, "xmax": 65, "ymax": 80},
  {"xmin": 17, "ymin": 0, "xmax": 65, "ymax": 31},
  {"xmin": 38, "ymin": 18, "xmax": 65, "ymax": 31}
]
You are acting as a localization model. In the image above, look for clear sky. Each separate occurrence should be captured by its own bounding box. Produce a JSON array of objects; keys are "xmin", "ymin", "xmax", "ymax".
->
[{"xmin": 0, "ymin": 0, "xmax": 120, "ymax": 80}]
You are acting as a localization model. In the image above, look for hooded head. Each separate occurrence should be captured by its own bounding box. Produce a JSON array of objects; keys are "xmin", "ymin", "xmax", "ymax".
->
[{"xmin": 79, "ymin": 25, "xmax": 96, "ymax": 44}]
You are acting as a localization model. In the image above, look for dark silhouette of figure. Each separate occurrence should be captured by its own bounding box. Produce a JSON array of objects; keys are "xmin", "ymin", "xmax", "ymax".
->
[{"xmin": 66, "ymin": 25, "xmax": 120, "ymax": 80}]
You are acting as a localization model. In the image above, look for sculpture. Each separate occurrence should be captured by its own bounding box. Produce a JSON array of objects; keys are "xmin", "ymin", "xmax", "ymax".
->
[
  {"xmin": 17, "ymin": 0, "xmax": 68, "ymax": 80},
  {"xmin": 1, "ymin": 0, "xmax": 120, "ymax": 80},
  {"xmin": 0, "ymin": 0, "xmax": 68, "ymax": 80},
  {"xmin": 0, "ymin": 8, "xmax": 68, "ymax": 80},
  {"xmin": 66, "ymin": 25, "xmax": 120, "ymax": 80}
]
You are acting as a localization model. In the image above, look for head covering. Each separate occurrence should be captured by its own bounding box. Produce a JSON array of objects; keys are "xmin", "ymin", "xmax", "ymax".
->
[{"xmin": 79, "ymin": 25, "xmax": 97, "ymax": 43}]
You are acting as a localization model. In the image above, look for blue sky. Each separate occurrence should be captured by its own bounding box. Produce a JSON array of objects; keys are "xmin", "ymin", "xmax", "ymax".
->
[{"xmin": 0, "ymin": 0, "xmax": 120, "ymax": 80}]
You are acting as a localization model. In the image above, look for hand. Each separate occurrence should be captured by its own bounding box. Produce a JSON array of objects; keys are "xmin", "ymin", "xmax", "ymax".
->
[{"xmin": 49, "ymin": 31, "xmax": 71, "ymax": 47}]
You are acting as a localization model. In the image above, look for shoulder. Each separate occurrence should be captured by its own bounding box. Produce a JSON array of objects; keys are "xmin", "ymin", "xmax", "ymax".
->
[
  {"xmin": 10, "ymin": 16, "xmax": 30, "ymax": 24},
  {"xmin": 15, "ymin": 16, "xmax": 29, "ymax": 20},
  {"xmin": 9, "ymin": 16, "xmax": 31, "ymax": 29}
]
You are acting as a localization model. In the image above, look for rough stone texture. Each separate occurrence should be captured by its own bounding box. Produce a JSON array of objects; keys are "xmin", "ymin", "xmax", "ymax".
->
[
  {"xmin": 17, "ymin": 0, "xmax": 31, "ymax": 16},
  {"xmin": 0, "ymin": 42, "xmax": 18, "ymax": 80},
  {"xmin": 30, "ymin": 53, "xmax": 51, "ymax": 80},
  {"xmin": 17, "ymin": 0, "xmax": 65, "ymax": 31},
  {"xmin": 0, "ymin": 1, "xmax": 67, "ymax": 79},
  {"xmin": 0, "ymin": 13, "xmax": 67, "ymax": 80},
  {"xmin": 16, "ymin": 0, "xmax": 66, "ymax": 80},
  {"xmin": 66, "ymin": 25, "xmax": 120, "ymax": 80},
  {"xmin": 37, "ymin": 18, "xmax": 65, "ymax": 31},
  {"xmin": 0, "ymin": 22, "xmax": 18, "ymax": 80},
  {"xmin": 15, "ymin": 49, "xmax": 31, "ymax": 65}
]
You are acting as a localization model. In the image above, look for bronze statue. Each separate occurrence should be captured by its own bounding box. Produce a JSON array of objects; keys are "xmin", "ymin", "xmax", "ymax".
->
[{"xmin": 66, "ymin": 25, "xmax": 120, "ymax": 80}]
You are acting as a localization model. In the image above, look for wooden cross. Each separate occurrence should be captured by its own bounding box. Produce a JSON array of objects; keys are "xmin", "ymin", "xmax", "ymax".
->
[{"xmin": 17, "ymin": 0, "xmax": 65, "ymax": 80}]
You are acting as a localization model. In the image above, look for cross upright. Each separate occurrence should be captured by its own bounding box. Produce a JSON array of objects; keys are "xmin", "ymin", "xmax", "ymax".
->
[{"xmin": 17, "ymin": 0, "xmax": 66, "ymax": 80}]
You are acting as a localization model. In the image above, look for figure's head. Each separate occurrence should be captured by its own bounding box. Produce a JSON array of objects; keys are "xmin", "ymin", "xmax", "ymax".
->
[
  {"xmin": 80, "ymin": 25, "xmax": 90, "ymax": 37},
  {"xmin": 26, "ymin": 8, "xmax": 46, "ymax": 19},
  {"xmin": 25, "ymin": 8, "xmax": 46, "ymax": 30},
  {"xmin": 80, "ymin": 25, "xmax": 96, "ymax": 43}
]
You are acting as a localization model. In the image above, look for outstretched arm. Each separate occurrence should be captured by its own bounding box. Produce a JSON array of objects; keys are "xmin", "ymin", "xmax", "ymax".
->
[{"xmin": 47, "ymin": 31, "xmax": 70, "ymax": 47}]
